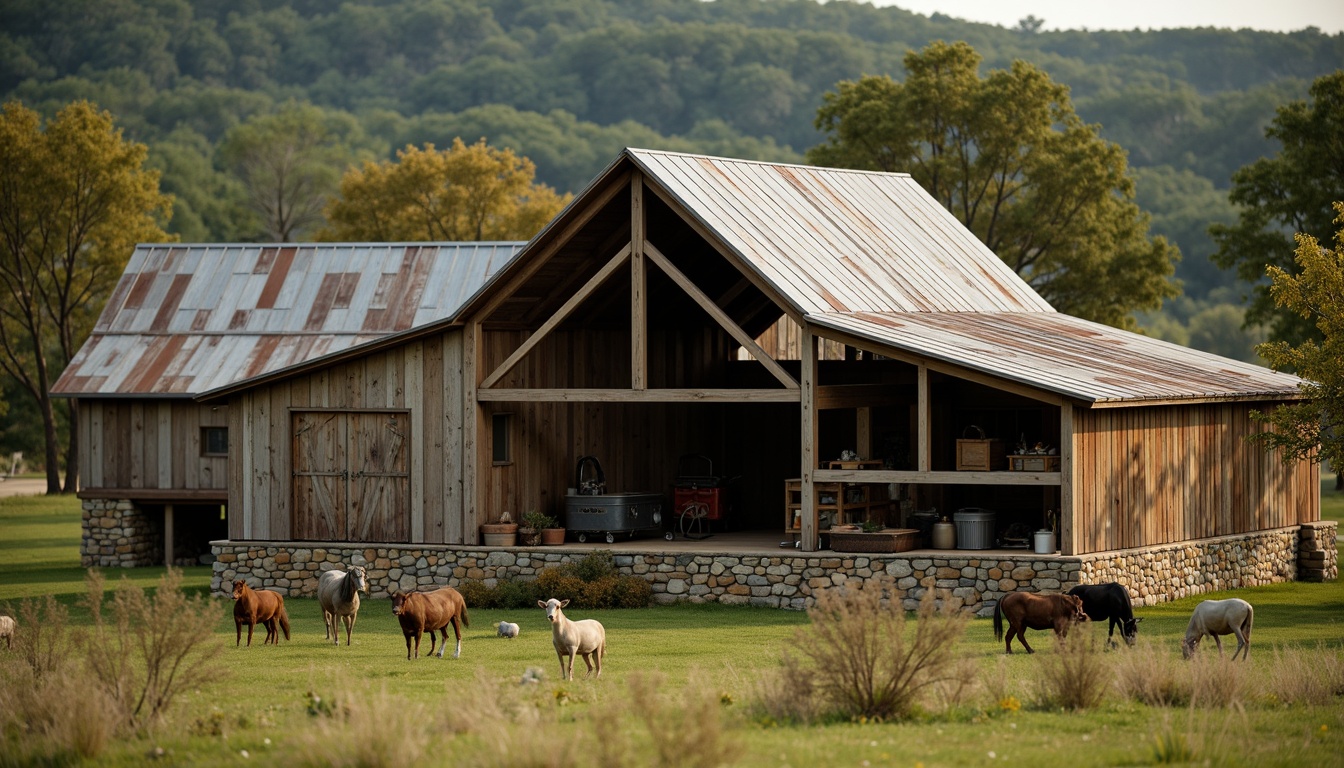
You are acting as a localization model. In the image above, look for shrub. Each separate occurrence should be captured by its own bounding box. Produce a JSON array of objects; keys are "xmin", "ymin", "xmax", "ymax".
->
[
  {"xmin": 1261, "ymin": 643, "xmax": 1344, "ymax": 706},
  {"xmin": 81, "ymin": 568, "xmax": 228, "ymax": 731},
  {"xmin": 1036, "ymin": 624, "xmax": 1110, "ymax": 710},
  {"xmin": 794, "ymin": 577, "xmax": 970, "ymax": 720},
  {"xmin": 625, "ymin": 671, "xmax": 743, "ymax": 768},
  {"xmin": 746, "ymin": 651, "xmax": 823, "ymax": 725},
  {"xmin": 1187, "ymin": 652, "xmax": 1247, "ymax": 708},
  {"xmin": 1113, "ymin": 638, "xmax": 1189, "ymax": 707},
  {"xmin": 535, "ymin": 568, "xmax": 587, "ymax": 603},
  {"xmin": 491, "ymin": 577, "xmax": 540, "ymax": 609},
  {"xmin": 571, "ymin": 550, "xmax": 617, "ymax": 582},
  {"xmin": 456, "ymin": 579, "xmax": 494, "ymax": 608},
  {"xmin": 0, "ymin": 657, "xmax": 119, "ymax": 765},
  {"xmin": 13, "ymin": 594, "xmax": 69, "ymax": 678},
  {"xmin": 284, "ymin": 681, "xmax": 433, "ymax": 768}
]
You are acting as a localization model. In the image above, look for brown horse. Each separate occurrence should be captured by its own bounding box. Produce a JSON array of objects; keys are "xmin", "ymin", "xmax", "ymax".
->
[
  {"xmin": 232, "ymin": 580, "xmax": 291, "ymax": 647},
  {"xmin": 993, "ymin": 592, "xmax": 1088, "ymax": 654},
  {"xmin": 390, "ymin": 586, "xmax": 470, "ymax": 660}
]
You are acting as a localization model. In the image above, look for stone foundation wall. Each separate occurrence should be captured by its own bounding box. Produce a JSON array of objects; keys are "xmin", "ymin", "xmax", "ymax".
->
[
  {"xmin": 214, "ymin": 524, "xmax": 1332, "ymax": 613},
  {"xmin": 1297, "ymin": 521, "xmax": 1339, "ymax": 582},
  {"xmin": 82, "ymin": 498, "xmax": 161, "ymax": 568}
]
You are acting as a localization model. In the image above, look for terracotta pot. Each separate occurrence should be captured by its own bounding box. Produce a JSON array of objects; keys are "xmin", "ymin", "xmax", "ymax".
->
[
  {"xmin": 540, "ymin": 527, "xmax": 566, "ymax": 545},
  {"xmin": 518, "ymin": 527, "xmax": 541, "ymax": 546},
  {"xmin": 480, "ymin": 522, "xmax": 518, "ymax": 547}
]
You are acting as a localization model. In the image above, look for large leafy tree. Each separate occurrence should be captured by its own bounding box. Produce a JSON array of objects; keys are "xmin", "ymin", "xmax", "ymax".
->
[
  {"xmin": 1211, "ymin": 71, "xmax": 1344, "ymax": 346},
  {"xmin": 319, "ymin": 137, "xmax": 570, "ymax": 242},
  {"xmin": 1251, "ymin": 203, "xmax": 1344, "ymax": 483},
  {"xmin": 0, "ymin": 100, "xmax": 171, "ymax": 493},
  {"xmin": 808, "ymin": 41, "xmax": 1179, "ymax": 329}
]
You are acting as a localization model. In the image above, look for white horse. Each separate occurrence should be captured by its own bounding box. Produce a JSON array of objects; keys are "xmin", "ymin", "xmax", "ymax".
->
[
  {"xmin": 538, "ymin": 598, "xmax": 605, "ymax": 680},
  {"xmin": 318, "ymin": 564, "xmax": 368, "ymax": 646},
  {"xmin": 0, "ymin": 615, "xmax": 15, "ymax": 650},
  {"xmin": 1182, "ymin": 598, "xmax": 1254, "ymax": 660}
]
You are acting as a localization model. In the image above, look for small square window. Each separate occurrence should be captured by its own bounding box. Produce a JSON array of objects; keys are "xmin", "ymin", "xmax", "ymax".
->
[
  {"xmin": 201, "ymin": 427, "xmax": 228, "ymax": 457},
  {"xmin": 492, "ymin": 413, "xmax": 511, "ymax": 465}
]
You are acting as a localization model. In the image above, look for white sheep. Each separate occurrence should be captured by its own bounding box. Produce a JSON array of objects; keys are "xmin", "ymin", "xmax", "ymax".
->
[{"xmin": 495, "ymin": 620, "xmax": 520, "ymax": 639}]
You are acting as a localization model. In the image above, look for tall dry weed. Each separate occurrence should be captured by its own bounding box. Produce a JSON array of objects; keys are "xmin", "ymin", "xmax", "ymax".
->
[
  {"xmin": 1112, "ymin": 638, "xmax": 1189, "ymax": 707},
  {"xmin": 80, "ymin": 568, "xmax": 227, "ymax": 732},
  {"xmin": 284, "ymin": 680, "xmax": 434, "ymax": 768},
  {"xmin": 747, "ymin": 650, "xmax": 823, "ymax": 724},
  {"xmin": 1261, "ymin": 643, "xmax": 1344, "ymax": 706},
  {"xmin": 12, "ymin": 594, "xmax": 70, "ymax": 678},
  {"xmin": 0, "ymin": 651, "xmax": 119, "ymax": 764},
  {"xmin": 1186, "ymin": 652, "xmax": 1247, "ymax": 708},
  {"xmin": 796, "ymin": 577, "xmax": 971, "ymax": 720},
  {"xmin": 1036, "ymin": 624, "xmax": 1110, "ymax": 710},
  {"xmin": 624, "ymin": 670, "xmax": 743, "ymax": 768}
]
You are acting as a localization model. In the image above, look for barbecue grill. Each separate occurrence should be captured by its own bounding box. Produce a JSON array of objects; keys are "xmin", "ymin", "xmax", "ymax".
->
[
  {"xmin": 563, "ymin": 456, "xmax": 670, "ymax": 543},
  {"xmin": 671, "ymin": 454, "xmax": 734, "ymax": 538}
]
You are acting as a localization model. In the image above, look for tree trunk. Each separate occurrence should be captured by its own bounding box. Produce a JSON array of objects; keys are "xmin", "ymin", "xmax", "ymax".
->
[
  {"xmin": 1335, "ymin": 472, "xmax": 1342, "ymax": 492},
  {"xmin": 40, "ymin": 390, "xmax": 61, "ymax": 495},
  {"xmin": 63, "ymin": 397, "xmax": 79, "ymax": 494}
]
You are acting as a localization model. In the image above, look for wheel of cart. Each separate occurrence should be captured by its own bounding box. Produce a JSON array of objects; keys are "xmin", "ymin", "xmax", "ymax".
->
[{"xmin": 677, "ymin": 501, "xmax": 711, "ymax": 539}]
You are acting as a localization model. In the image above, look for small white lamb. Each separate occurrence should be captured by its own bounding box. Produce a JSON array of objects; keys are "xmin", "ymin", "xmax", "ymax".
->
[
  {"xmin": 494, "ymin": 620, "xmax": 520, "ymax": 639},
  {"xmin": 0, "ymin": 615, "xmax": 16, "ymax": 650}
]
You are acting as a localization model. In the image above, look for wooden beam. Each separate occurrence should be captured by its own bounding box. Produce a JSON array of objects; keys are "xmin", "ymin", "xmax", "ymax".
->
[
  {"xmin": 918, "ymin": 364, "xmax": 930, "ymax": 472},
  {"xmin": 76, "ymin": 488, "xmax": 229, "ymax": 501},
  {"xmin": 164, "ymin": 503, "xmax": 174, "ymax": 566},
  {"xmin": 520, "ymin": 225, "xmax": 630, "ymax": 326},
  {"xmin": 477, "ymin": 388, "xmax": 800, "ymax": 403},
  {"xmin": 1060, "ymin": 402, "xmax": 1076, "ymax": 555},
  {"xmin": 463, "ymin": 321, "xmax": 480, "ymax": 544},
  {"xmin": 815, "ymin": 469, "xmax": 1062, "ymax": 486},
  {"xmin": 642, "ymin": 176, "xmax": 805, "ymax": 327},
  {"xmin": 480, "ymin": 245, "xmax": 631, "ymax": 389},
  {"xmin": 856, "ymin": 406, "xmax": 871, "ymax": 459},
  {"xmin": 801, "ymin": 327, "xmax": 818, "ymax": 552},
  {"xmin": 631, "ymin": 173, "xmax": 647, "ymax": 390},
  {"xmin": 815, "ymin": 384, "xmax": 907, "ymax": 410},
  {"xmin": 645, "ymin": 242, "xmax": 798, "ymax": 389},
  {"xmin": 475, "ymin": 169, "xmax": 631, "ymax": 320}
]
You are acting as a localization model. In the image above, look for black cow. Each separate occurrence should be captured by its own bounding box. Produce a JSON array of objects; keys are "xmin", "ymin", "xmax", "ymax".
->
[{"xmin": 1067, "ymin": 582, "xmax": 1142, "ymax": 646}]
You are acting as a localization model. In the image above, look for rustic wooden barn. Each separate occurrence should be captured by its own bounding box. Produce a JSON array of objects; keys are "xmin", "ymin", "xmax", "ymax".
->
[
  {"xmin": 51, "ymin": 241, "xmax": 522, "ymax": 566},
  {"xmin": 201, "ymin": 149, "xmax": 1320, "ymax": 573}
]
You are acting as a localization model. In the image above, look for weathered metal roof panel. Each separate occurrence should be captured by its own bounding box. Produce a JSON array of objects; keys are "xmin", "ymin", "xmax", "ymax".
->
[
  {"xmin": 628, "ymin": 149, "xmax": 1054, "ymax": 316},
  {"xmin": 53, "ymin": 242, "xmax": 524, "ymax": 396},
  {"xmin": 809, "ymin": 312, "xmax": 1303, "ymax": 404}
]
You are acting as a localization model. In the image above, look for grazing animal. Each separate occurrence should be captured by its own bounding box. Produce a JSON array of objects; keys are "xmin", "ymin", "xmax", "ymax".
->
[
  {"xmin": 231, "ymin": 580, "xmax": 290, "ymax": 647},
  {"xmin": 390, "ymin": 586, "xmax": 470, "ymax": 660},
  {"xmin": 993, "ymin": 592, "xmax": 1088, "ymax": 654},
  {"xmin": 1182, "ymin": 598, "xmax": 1254, "ymax": 660},
  {"xmin": 538, "ymin": 597, "xmax": 606, "ymax": 680},
  {"xmin": 317, "ymin": 564, "xmax": 368, "ymax": 646},
  {"xmin": 0, "ymin": 615, "xmax": 15, "ymax": 650},
  {"xmin": 1068, "ymin": 582, "xmax": 1143, "ymax": 647},
  {"xmin": 495, "ymin": 620, "xmax": 520, "ymax": 638}
]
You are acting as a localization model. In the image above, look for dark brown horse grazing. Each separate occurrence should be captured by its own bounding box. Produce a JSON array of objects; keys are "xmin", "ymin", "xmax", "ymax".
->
[
  {"xmin": 390, "ymin": 586, "xmax": 470, "ymax": 660},
  {"xmin": 232, "ymin": 580, "xmax": 291, "ymax": 647},
  {"xmin": 993, "ymin": 592, "xmax": 1088, "ymax": 654}
]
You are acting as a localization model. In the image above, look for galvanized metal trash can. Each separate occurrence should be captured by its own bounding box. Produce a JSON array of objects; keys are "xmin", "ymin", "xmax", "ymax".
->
[{"xmin": 953, "ymin": 508, "xmax": 996, "ymax": 549}]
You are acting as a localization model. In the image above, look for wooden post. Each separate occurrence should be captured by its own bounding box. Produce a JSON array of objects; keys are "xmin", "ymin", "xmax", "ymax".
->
[
  {"xmin": 463, "ymin": 321, "xmax": 481, "ymax": 544},
  {"xmin": 1060, "ymin": 402, "xmax": 1076, "ymax": 555},
  {"xmin": 856, "ymin": 406, "xmax": 871, "ymax": 459},
  {"xmin": 163, "ymin": 503, "xmax": 174, "ymax": 566},
  {"xmin": 917, "ymin": 364, "xmax": 930, "ymax": 472},
  {"xmin": 801, "ymin": 328, "xmax": 818, "ymax": 552},
  {"xmin": 631, "ymin": 172, "xmax": 646, "ymax": 391}
]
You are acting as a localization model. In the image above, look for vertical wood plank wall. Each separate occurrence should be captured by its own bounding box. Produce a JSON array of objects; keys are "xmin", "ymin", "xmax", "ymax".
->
[
  {"xmin": 1070, "ymin": 403, "xmax": 1319, "ymax": 554},
  {"xmin": 81, "ymin": 399, "xmax": 229, "ymax": 492}
]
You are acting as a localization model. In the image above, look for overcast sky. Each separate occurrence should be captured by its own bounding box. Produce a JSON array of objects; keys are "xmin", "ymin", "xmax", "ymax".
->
[{"xmin": 870, "ymin": 0, "xmax": 1344, "ymax": 34}]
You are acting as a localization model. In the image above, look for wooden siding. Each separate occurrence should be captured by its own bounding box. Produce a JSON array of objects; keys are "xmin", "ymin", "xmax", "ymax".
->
[
  {"xmin": 1068, "ymin": 403, "xmax": 1319, "ymax": 554},
  {"xmin": 80, "ymin": 399, "xmax": 228, "ymax": 494}
]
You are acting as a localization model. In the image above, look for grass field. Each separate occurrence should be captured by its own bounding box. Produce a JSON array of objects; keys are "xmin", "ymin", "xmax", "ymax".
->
[{"xmin": 1, "ymin": 481, "xmax": 1342, "ymax": 767}]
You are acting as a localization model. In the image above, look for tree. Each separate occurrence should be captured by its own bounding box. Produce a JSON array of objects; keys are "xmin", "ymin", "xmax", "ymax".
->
[
  {"xmin": 319, "ymin": 137, "xmax": 570, "ymax": 242},
  {"xmin": 1211, "ymin": 71, "xmax": 1344, "ymax": 346},
  {"xmin": 217, "ymin": 102, "xmax": 367, "ymax": 242},
  {"xmin": 1250, "ymin": 203, "xmax": 1344, "ymax": 485},
  {"xmin": 0, "ymin": 100, "xmax": 171, "ymax": 493},
  {"xmin": 808, "ymin": 41, "xmax": 1179, "ymax": 329}
]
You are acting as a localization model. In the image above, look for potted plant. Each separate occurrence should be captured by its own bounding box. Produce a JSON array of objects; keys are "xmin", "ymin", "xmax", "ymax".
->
[
  {"xmin": 519, "ymin": 509, "xmax": 551, "ymax": 546},
  {"xmin": 539, "ymin": 511, "xmax": 566, "ymax": 545},
  {"xmin": 480, "ymin": 511, "xmax": 518, "ymax": 546}
]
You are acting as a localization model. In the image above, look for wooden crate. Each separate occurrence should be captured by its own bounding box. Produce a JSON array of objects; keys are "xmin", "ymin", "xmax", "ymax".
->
[
  {"xmin": 956, "ymin": 438, "xmax": 1005, "ymax": 471},
  {"xmin": 1008, "ymin": 454, "xmax": 1061, "ymax": 472},
  {"xmin": 829, "ymin": 528, "xmax": 919, "ymax": 553}
]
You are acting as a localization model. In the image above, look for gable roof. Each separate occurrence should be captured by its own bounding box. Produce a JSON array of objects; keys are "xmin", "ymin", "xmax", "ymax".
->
[{"xmin": 52, "ymin": 242, "xmax": 523, "ymax": 397}]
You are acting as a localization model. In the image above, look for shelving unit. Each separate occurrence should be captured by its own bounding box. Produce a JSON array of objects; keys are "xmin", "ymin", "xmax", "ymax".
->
[{"xmin": 784, "ymin": 478, "xmax": 890, "ymax": 544}]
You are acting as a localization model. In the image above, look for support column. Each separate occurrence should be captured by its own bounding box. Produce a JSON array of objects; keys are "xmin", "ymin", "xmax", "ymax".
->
[
  {"xmin": 1060, "ymin": 402, "xmax": 1076, "ymax": 555},
  {"xmin": 463, "ymin": 320, "xmax": 481, "ymax": 544},
  {"xmin": 631, "ymin": 172, "xmax": 646, "ymax": 390},
  {"xmin": 164, "ymin": 503, "xmax": 174, "ymax": 566},
  {"xmin": 800, "ymin": 328, "xmax": 818, "ymax": 552}
]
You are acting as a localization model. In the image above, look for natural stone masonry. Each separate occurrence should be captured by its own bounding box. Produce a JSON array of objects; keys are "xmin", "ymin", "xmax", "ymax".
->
[
  {"xmin": 211, "ymin": 522, "xmax": 1336, "ymax": 612},
  {"xmin": 82, "ymin": 498, "xmax": 161, "ymax": 568},
  {"xmin": 1297, "ymin": 521, "xmax": 1338, "ymax": 582}
]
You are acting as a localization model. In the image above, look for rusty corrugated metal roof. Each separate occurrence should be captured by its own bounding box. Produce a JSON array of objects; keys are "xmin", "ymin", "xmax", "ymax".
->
[
  {"xmin": 52, "ymin": 242, "xmax": 523, "ymax": 396},
  {"xmin": 628, "ymin": 149, "xmax": 1054, "ymax": 316},
  {"xmin": 809, "ymin": 312, "xmax": 1303, "ymax": 404}
]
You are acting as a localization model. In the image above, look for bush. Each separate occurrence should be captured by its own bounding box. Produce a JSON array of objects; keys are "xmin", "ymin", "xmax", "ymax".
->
[
  {"xmin": 1036, "ymin": 624, "xmax": 1110, "ymax": 710},
  {"xmin": 1261, "ymin": 643, "xmax": 1344, "ymax": 706},
  {"xmin": 572, "ymin": 550, "xmax": 617, "ymax": 582},
  {"xmin": 284, "ymin": 680, "xmax": 433, "ymax": 768},
  {"xmin": 1113, "ymin": 639, "xmax": 1189, "ymax": 707},
  {"xmin": 456, "ymin": 579, "xmax": 494, "ymax": 608},
  {"xmin": 0, "ymin": 657, "xmax": 119, "ymax": 765},
  {"xmin": 791, "ymin": 577, "xmax": 971, "ymax": 720}
]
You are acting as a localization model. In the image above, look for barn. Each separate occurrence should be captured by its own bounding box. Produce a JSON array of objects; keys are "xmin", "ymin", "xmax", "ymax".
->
[
  {"xmin": 51, "ymin": 241, "xmax": 523, "ymax": 568},
  {"xmin": 201, "ymin": 149, "xmax": 1335, "ymax": 611}
]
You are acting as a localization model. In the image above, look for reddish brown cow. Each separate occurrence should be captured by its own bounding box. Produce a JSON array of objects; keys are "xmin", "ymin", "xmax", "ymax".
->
[
  {"xmin": 993, "ymin": 592, "xmax": 1088, "ymax": 654},
  {"xmin": 232, "ymin": 580, "xmax": 290, "ymax": 647},
  {"xmin": 390, "ymin": 586, "xmax": 470, "ymax": 660}
]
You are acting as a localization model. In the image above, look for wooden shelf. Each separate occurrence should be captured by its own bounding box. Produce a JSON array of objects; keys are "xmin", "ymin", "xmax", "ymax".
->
[{"xmin": 783, "ymin": 478, "xmax": 890, "ymax": 541}]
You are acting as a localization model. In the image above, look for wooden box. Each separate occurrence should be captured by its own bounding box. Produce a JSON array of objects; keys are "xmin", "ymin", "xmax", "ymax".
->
[
  {"xmin": 829, "ymin": 527, "xmax": 919, "ymax": 553},
  {"xmin": 955, "ymin": 438, "xmax": 1005, "ymax": 471},
  {"xmin": 1008, "ymin": 454, "xmax": 1061, "ymax": 472}
]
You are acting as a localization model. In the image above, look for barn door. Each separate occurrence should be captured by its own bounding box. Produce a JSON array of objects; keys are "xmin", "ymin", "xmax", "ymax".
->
[{"xmin": 292, "ymin": 411, "xmax": 410, "ymax": 542}]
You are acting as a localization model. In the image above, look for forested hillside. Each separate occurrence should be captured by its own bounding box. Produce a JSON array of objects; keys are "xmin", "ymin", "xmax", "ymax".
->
[{"xmin": 3, "ymin": 0, "xmax": 1341, "ymax": 340}]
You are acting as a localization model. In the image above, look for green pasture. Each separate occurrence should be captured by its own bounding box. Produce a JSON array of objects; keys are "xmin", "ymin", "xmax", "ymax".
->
[{"xmin": 1, "ymin": 481, "xmax": 1342, "ymax": 767}]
